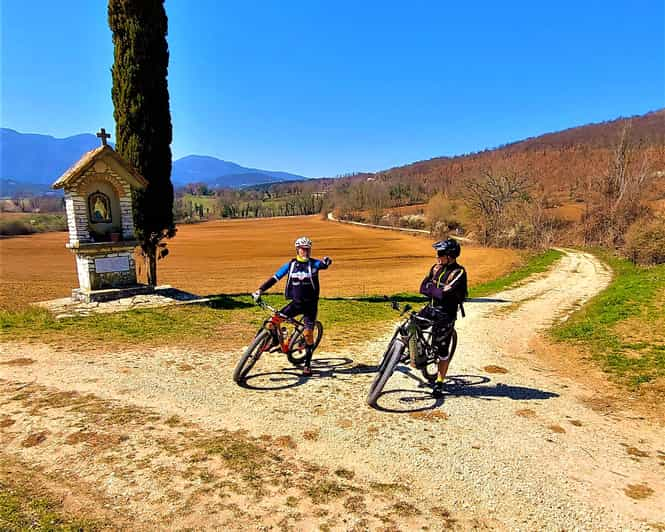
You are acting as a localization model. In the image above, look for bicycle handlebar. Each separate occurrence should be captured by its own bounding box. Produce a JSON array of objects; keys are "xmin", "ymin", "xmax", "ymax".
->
[{"xmin": 388, "ymin": 299, "xmax": 435, "ymax": 324}]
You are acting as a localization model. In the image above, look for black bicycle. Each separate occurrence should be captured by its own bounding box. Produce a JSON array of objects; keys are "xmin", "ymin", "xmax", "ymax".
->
[
  {"xmin": 232, "ymin": 298, "xmax": 324, "ymax": 383},
  {"xmin": 366, "ymin": 301, "xmax": 457, "ymax": 406}
]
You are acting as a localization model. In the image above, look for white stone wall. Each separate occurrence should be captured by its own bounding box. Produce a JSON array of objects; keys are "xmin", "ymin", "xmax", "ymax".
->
[
  {"xmin": 65, "ymin": 190, "xmax": 91, "ymax": 245},
  {"xmin": 74, "ymin": 250, "xmax": 138, "ymax": 292},
  {"xmin": 76, "ymin": 254, "xmax": 93, "ymax": 291}
]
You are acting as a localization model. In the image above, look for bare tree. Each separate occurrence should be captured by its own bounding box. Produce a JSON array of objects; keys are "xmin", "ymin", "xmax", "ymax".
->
[
  {"xmin": 583, "ymin": 122, "xmax": 652, "ymax": 247},
  {"xmin": 464, "ymin": 168, "xmax": 532, "ymax": 246}
]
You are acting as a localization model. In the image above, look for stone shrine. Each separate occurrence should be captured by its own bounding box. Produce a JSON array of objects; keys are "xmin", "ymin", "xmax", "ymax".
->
[{"xmin": 52, "ymin": 128, "xmax": 153, "ymax": 302}]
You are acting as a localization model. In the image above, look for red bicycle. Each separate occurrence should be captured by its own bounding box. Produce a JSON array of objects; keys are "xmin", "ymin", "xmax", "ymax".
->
[{"xmin": 232, "ymin": 299, "xmax": 323, "ymax": 383}]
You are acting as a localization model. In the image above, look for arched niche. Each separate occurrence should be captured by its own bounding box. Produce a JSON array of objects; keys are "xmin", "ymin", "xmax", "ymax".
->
[{"xmin": 83, "ymin": 179, "xmax": 122, "ymax": 241}]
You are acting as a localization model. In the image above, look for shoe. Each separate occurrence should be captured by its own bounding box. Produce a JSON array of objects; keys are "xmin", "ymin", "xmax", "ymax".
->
[
  {"xmin": 432, "ymin": 380, "xmax": 446, "ymax": 397},
  {"xmin": 303, "ymin": 366, "xmax": 313, "ymax": 377}
]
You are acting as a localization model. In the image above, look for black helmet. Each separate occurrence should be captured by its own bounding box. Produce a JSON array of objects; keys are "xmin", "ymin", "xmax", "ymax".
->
[{"xmin": 433, "ymin": 238, "xmax": 461, "ymax": 258}]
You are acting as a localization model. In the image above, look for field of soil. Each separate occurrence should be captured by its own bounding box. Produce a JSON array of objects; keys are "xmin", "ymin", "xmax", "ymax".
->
[{"xmin": 0, "ymin": 215, "xmax": 520, "ymax": 308}]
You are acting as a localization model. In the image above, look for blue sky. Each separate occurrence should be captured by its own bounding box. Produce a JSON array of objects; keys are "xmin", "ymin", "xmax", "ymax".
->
[{"xmin": 1, "ymin": 1, "xmax": 663, "ymax": 177}]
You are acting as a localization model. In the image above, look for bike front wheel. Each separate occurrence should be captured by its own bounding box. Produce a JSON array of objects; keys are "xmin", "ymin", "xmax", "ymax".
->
[
  {"xmin": 367, "ymin": 340, "xmax": 404, "ymax": 406},
  {"xmin": 286, "ymin": 321, "xmax": 323, "ymax": 365},
  {"xmin": 233, "ymin": 330, "xmax": 271, "ymax": 383}
]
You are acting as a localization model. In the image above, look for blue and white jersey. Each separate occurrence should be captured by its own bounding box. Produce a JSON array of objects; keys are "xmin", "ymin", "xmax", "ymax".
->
[{"xmin": 273, "ymin": 258, "xmax": 329, "ymax": 301}]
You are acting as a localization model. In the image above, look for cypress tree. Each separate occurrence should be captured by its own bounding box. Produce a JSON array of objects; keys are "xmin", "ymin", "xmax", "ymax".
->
[{"xmin": 108, "ymin": 0, "xmax": 175, "ymax": 286}]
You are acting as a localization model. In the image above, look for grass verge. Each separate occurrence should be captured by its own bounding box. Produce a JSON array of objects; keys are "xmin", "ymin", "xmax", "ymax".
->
[
  {"xmin": 0, "ymin": 249, "xmax": 563, "ymax": 352},
  {"xmin": 468, "ymin": 248, "xmax": 564, "ymax": 297},
  {"xmin": 0, "ymin": 294, "xmax": 398, "ymax": 352},
  {"xmin": 551, "ymin": 251, "xmax": 665, "ymax": 388}
]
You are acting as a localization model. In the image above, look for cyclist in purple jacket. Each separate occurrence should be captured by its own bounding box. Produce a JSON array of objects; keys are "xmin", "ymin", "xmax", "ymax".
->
[
  {"xmin": 419, "ymin": 238, "xmax": 467, "ymax": 395},
  {"xmin": 252, "ymin": 236, "xmax": 332, "ymax": 376}
]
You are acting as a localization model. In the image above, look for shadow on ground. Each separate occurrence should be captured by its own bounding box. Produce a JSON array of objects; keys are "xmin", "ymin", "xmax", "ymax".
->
[
  {"xmin": 465, "ymin": 297, "xmax": 511, "ymax": 304},
  {"xmin": 239, "ymin": 356, "xmax": 368, "ymax": 391},
  {"xmin": 206, "ymin": 293, "xmax": 255, "ymax": 310},
  {"xmin": 373, "ymin": 371, "xmax": 559, "ymax": 413}
]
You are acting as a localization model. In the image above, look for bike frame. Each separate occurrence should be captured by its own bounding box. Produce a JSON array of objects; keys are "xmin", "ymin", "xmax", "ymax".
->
[
  {"xmin": 256, "ymin": 299, "xmax": 306, "ymax": 354},
  {"xmin": 393, "ymin": 303, "xmax": 450, "ymax": 368}
]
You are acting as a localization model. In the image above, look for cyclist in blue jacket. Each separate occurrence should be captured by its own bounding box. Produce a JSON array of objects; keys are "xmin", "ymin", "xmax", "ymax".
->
[{"xmin": 252, "ymin": 236, "xmax": 332, "ymax": 376}]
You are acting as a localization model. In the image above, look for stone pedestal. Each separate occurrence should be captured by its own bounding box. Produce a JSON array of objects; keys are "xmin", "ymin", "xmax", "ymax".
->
[{"xmin": 66, "ymin": 241, "xmax": 153, "ymax": 303}]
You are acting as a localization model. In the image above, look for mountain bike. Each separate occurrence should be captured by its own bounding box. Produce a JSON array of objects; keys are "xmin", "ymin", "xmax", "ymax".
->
[
  {"xmin": 366, "ymin": 301, "xmax": 457, "ymax": 406},
  {"xmin": 232, "ymin": 298, "xmax": 324, "ymax": 383}
]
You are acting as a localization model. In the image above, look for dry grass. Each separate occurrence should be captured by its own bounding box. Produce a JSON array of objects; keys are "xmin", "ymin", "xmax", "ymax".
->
[
  {"xmin": 624, "ymin": 483, "xmax": 654, "ymax": 500},
  {"xmin": 3, "ymin": 381, "xmax": 460, "ymax": 530},
  {"xmin": 0, "ymin": 216, "xmax": 519, "ymax": 309},
  {"xmin": 626, "ymin": 446, "xmax": 650, "ymax": 458},
  {"xmin": 303, "ymin": 430, "xmax": 319, "ymax": 441},
  {"xmin": 0, "ymin": 358, "xmax": 34, "ymax": 366},
  {"xmin": 274, "ymin": 435, "xmax": 297, "ymax": 449},
  {"xmin": 305, "ymin": 479, "xmax": 348, "ymax": 503},
  {"xmin": 483, "ymin": 365, "xmax": 508, "ymax": 374},
  {"xmin": 409, "ymin": 410, "xmax": 449, "ymax": 421},
  {"xmin": 64, "ymin": 431, "xmax": 128, "ymax": 449},
  {"xmin": 21, "ymin": 431, "xmax": 49, "ymax": 447},
  {"xmin": 0, "ymin": 417, "xmax": 16, "ymax": 428},
  {"xmin": 334, "ymin": 468, "xmax": 355, "ymax": 480}
]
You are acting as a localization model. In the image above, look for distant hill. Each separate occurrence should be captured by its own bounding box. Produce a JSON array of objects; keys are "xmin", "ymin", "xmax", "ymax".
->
[
  {"xmin": 0, "ymin": 128, "xmax": 307, "ymax": 196},
  {"xmin": 0, "ymin": 129, "xmax": 104, "ymax": 196},
  {"xmin": 357, "ymin": 109, "xmax": 665, "ymax": 203},
  {"xmin": 0, "ymin": 179, "xmax": 59, "ymax": 198},
  {"xmin": 171, "ymin": 155, "xmax": 306, "ymax": 188}
]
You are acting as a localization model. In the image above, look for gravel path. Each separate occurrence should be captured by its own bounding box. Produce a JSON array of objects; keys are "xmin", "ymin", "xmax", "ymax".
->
[{"xmin": 2, "ymin": 249, "xmax": 663, "ymax": 530}]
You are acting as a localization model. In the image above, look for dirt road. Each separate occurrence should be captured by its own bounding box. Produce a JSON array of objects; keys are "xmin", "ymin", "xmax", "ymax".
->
[{"xmin": 2, "ymin": 249, "xmax": 664, "ymax": 530}]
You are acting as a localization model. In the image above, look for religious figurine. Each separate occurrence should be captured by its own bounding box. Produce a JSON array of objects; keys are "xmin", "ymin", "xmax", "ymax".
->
[{"xmin": 89, "ymin": 192, "xmax": 111, "ymax": 223}]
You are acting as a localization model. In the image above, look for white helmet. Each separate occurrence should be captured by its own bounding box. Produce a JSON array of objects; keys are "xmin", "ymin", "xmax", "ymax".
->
[{"xmin": 294, "ymin": 236, "xmax": 312, "ymax": 248}]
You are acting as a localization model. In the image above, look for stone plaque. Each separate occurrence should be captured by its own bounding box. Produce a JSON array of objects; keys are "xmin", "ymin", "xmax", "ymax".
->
[{"xmin": 95, "ymin": 256, "xmax": 130, "ymax": 273}]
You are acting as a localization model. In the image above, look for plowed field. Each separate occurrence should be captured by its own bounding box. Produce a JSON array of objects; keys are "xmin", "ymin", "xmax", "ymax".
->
[{"xmin": 0, "ymin": 215, "xmax": 520, "ymax": 308}]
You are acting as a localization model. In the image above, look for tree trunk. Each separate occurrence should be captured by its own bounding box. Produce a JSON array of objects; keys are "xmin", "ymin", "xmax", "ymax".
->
[{"xmin": 146, "ymin": 246, "xmax": 158, "ymax": 286}]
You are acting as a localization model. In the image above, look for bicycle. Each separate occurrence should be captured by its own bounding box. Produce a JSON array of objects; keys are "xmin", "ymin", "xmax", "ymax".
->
[
  {"xmin": 366, "ymin": 300, "xmax": 457, "ymax": 406},
  {"xmin": 232, "ymin": 298, "xmax": 324, "ymax": 383}
]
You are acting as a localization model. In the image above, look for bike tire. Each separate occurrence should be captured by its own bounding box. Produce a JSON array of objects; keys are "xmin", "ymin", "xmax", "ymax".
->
[
  {"xmin": 233, "ymin": 330, "xmax": 271, "ymax": 383},
  {"xmin": 421, "ymin": 329, "xmax": 457, "ymax": 382},
  {"xmin": 367, "ymin": 340, "xmax": 404, "ymax": 406},
  {"xmin": 286, "ymin": 321, "xmax": 323, "ymax": 365}
]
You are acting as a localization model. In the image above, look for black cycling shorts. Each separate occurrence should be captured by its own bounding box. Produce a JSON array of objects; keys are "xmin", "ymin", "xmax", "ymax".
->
[
  {"xmin": 281, "ymin": 300, "xmax": 318, "ymax": 330},
  {"xmin": 418, "ymin": 306, "xmax": 455, "ymax": 362}
]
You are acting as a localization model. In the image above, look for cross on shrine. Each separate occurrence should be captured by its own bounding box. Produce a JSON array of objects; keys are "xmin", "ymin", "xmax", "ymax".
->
[{"xmin": 96, "ymin": 128, "xmax": 111, "ymax": 146}]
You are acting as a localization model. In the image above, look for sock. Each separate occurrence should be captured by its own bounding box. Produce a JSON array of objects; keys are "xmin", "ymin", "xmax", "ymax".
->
[
  {"xmin": 304, "ymin": 345, "xmax": 313, "ymax": 368},
  {"xmin": 436, "ymin": 375, "xmax": 444, "ymax": 383}
]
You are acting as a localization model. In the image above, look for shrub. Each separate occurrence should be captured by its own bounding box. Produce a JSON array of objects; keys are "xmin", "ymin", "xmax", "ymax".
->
[
  {"xmin": 0, "ymin": 220, "xmax": 37, "ymax": 236},
  {"xmin": 0, "ymin": 214, "xmax": 67, "ymax": 236},
  {"xmin": 623, "ymin": 215, "xmax": 665, "ymax": 265},
  {"xmin": 426, "ymin": 193, "xmax": 460, "ymax": 237}
]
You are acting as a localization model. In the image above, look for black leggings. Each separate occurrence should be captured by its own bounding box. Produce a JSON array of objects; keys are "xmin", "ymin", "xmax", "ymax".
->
[
  {"xmin": 417, "ymin": 306, "xmax": 455, "ymax": 362},
  {"xmin": 280, "ymin": 299, "xmax": 318, "ymax": 331}
]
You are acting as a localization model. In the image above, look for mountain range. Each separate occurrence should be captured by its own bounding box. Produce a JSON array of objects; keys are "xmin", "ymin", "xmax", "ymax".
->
[{"xmin": 0, "ymin": 128, "xmax": 307, "ymax": 196}]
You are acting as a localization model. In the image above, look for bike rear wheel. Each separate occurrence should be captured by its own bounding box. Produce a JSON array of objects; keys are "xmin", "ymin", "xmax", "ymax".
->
[
  {"xmin": 421, "ymin": 329, "xmax": 457, "ymax": 382},
  {"xmin": 233, "ymin": 330, "xmax": 271, "ymax": 383},
  {"xmin": 367, "ymin": 340, "xmax": 404, "ymax": 406},
  {"xmin": 286, "ymin": 321, "xmax": 323, "ymax": 365}
]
